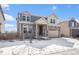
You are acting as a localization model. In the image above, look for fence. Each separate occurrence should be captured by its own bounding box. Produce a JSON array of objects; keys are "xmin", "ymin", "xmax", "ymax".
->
[{"xmin": 0, "ymin": 33, "xmax": 19, "ymax": 40}]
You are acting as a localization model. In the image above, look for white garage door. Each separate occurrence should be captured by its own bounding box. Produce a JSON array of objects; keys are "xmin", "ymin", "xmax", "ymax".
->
[{"xmin": 48, "ymin": 30, "xmax": 59, "ymax": 37}]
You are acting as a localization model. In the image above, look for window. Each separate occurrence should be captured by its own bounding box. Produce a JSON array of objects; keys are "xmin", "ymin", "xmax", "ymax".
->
[
  {"xmin": 20, "ymin": 15, "xmax": 30, "ymax": 21},
  {"xmin": 22, "ymin": 16, "xmax": 26, "ymax": 21},
  {"xmin": 50, "ymin": 19, "xmax": 55, "ymax": 24},
  {"xmin": 23, "ymin": 28, "xmax": 27, "ymax": 33},
  {"xmin": 50, "ymin": 19, "xmax": 53, "ymax": 23},
  {"xmin": 52, "ymin": 19, "xmax": 55, "ymax": 24},
  {"xmin": 18, "ymin": 14, "xmax": 20, "ymax": 18},
  {"xmin": 19, "ymin": 14, "xmax": 23, "ymax": 21},
  {"xmin": 71, "ymin": 22, "xmax": 75, "ymax": 27},
  {"xmin": 27, "ymin": 16, "xmax": 30, "ymax": 21}
]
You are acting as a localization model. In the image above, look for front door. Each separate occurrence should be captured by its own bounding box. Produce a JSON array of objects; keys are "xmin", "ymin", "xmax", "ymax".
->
[{"xmin": 39, "ymin": 25, "xmax": 43, "ymax": 36}]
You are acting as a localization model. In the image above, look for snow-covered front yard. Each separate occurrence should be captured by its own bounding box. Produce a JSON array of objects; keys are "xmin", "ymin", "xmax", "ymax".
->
[{"xmin": 0, "ymin": 37, "xmax": 79, "ymax": 55}]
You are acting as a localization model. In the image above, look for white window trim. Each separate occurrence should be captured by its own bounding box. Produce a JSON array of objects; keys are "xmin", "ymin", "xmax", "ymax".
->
[
  {"xmin": 19, "ymin": 15, "xmax": 31, "ymax": 22},
  {"xmin": 23, "ymin": 25, "xmax": 29, "ymax": 32},
  {"xmin": 26, "ymin": 16, "xmax": 31, "ymax": 22},
  {"xmin": 49, "ymin": 18, "xmax": 56, "ymax": 24},
  {"xmin": 71, "ymin": 22, "xmax": 75, "ymax": 27}
]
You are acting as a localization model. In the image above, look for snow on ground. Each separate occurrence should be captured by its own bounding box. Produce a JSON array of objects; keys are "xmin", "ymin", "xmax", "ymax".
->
[
  {"xmin": 0, "ymin": 38, "xmax": 79, "ymax": 55},
  {"xmin": 52, "ymin": 49, "xmax": 79, "ymax": 55},
  {"xmin": 62, "ymin": 37, "xmax": 79, "ymax": 48}
]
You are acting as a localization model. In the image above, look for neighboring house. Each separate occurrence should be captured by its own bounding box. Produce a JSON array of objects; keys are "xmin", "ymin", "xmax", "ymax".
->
[
  {"xmin": 0, "ymin": 5, "xmax": 5, "ymax": 33},
  {"xmin": 58, "ymin": 17, "xmax": 79, "ymax": 37},
  {"xmin": 16, "ymin": 11, "xmax": 60, "ymax": 39}
]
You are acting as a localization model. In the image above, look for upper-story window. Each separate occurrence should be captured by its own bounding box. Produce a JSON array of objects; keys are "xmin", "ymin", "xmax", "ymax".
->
[
  {"xmin": 20, "ymin": 16, "xmax": 30, "ymax": 21},
  {"xmin": 50, "ymin": 19, "xmax": 53, "ymax": 23},
  {"xmin": 22, "ymin": 16, "xmax": 26, "ymax": 21},
  {"xmin": 71, "ymin": 22, "xmax": 75, "ymax": 27},
  {"xmin": 50, "ymin": 19, "xmax": 55, "ymax": 24},
  {"xmin": 52, "ymin": 19, "xmax": 55, "ymax": 24},
  {"xmin": 18, "ymin": 13, "xmax": 21, "ymax": 18},
  {"xmin": 27, "ymin": 16, "xmax": 30, "ymax": 21}
]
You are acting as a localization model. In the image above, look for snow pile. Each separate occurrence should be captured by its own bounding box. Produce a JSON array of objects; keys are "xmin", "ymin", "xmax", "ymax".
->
[
  {"xmin": 12, "ymin": 46, "xmax": 41, "ymax": 55},
  {"xmin": 0, "ymin": 44, "xmax": 72, "ymax": 55},
  {"xmin": 40, "ymin": 45, "xmax": 71, "ymax": 55},
  {"xmin": 62, "ymin": 37, "xmax": 77, "ymax": 42},
  {"xmin": 62, "ymin": 37, "xmax": 79, "ymax": 48},
  {"xmin": 0, "ymin": 46, "xmax": 15, "ymax": 55},
  {"xmin": 0, "ymin": 38, "xmax": 78, "ymax": 55}
]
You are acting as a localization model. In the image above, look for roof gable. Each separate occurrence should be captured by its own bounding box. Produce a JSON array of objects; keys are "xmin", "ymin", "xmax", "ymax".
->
[
  {"xmin": 48, "ymin": 13, "xmax": 58, "ymax": 19},
  {"xmin": 34, "ymin": 17, "xmax": 47, "ymax": 24},
  {"xmin": 31, "ymin": 15, "xmax": 41, "ymax": 22}
]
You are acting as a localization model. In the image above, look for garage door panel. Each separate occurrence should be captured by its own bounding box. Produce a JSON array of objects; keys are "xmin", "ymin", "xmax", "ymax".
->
[{"xmin": 48, "ymin": 30, "xmax": 59, "ymax": 37}]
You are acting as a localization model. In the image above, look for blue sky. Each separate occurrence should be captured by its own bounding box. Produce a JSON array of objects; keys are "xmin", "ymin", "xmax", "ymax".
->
[{"xmin": 2, "ymin": 4, "xmax": 79, "ymax": 32}]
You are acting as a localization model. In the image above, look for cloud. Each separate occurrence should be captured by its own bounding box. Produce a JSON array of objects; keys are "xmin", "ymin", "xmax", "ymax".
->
[
  {"xmin": 4, "ymin": 14, "xmax": 15, "ymax": 21},
  {"xmin": 1, "ymin": 4, "xmax": 10, "ymax": 10},
  {"xmin": 5, "ymin": 24, "xmax": 16, "ymax": 28},
  {"xmin": 6, "ymin": 27, "xmax": 17, "ymax": 32},
  {"xmin": 52, "ymin": 6, "xmax": 57, "ymax": 11},
  {"xmin": 4, "ymin": 14, "xmax": 16, "ymax": 32},
  {"xmin": 5, "ymin": 24, "xmax": 17, "ymax": 32}
]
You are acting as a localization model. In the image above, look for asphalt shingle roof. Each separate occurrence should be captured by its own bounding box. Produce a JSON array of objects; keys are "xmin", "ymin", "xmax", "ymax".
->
[{"xmin": 31, "ymin": 15, "xmax": 46, "ymax": 22}]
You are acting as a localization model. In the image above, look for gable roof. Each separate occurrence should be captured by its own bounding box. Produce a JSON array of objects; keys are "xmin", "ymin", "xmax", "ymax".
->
[
  {"xmin": 31, "ymin": 15, "xmax": 48, "ymax": 22},
  {"xmin": 58, "ymin": 17, "xmax": 79, "ymax": 24},
  {"xmin": 17, "ymin": 11, "xmax": 60, "ymax": 24},
  {"xmin": 48, "ymin": 13, "xmax": 58, "ymax": 19},
  {"xmin": 31, "ymin": 13, "xmax": 58, "ymax": 22},
  {"xmin": 34, "ymin": 17, "xmax": 48, "ymax": 24},
  {"xmin": 31, "ymin": 15, "xmax": 41, "ymax": 22}
]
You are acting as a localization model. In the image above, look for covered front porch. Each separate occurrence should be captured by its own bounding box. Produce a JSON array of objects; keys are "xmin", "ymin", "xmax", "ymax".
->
[
  {"xmin": 33, "ymin": 24, "xmax": 48, "ymax": 39},
  {"xmin": 33, "ymin": 17, "xmax": 48, "ymax": 39}
]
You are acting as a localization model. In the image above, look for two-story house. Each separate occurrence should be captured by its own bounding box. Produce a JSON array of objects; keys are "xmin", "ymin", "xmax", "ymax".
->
[
  {"xmin": 58, "ymin": 17, "xmax": 79, "ymax": 37},
  {"xmin": 16, "ymin": 11, "xmax": 60, "ymax": 39},
  {"xmin": 0, "ymin": 5, "xmax": 5, "ymax": 33}
]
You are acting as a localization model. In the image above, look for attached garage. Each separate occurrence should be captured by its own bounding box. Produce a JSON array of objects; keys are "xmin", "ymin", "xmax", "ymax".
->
[
  {"xmin": 48, "ymin": 25, "xmax": 60, "ymax": 38},
  {"xmin": 48, "ymin": 30, "xmax": 59, "ymax": 37},
  {"xmin": 71, "ymin": 29, "xmax": 79, "ymax": 37}
]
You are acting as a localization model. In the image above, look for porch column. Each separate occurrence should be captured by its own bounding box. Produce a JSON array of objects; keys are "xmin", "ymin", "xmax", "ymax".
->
[
  {"xmin": 45, "ymin": 25, "xmax": 47, "ymax": 37},
  {"xmin": 20, "ymin": 24, "xmax": 21, "ymax": 34},
  {"xmin": 47, "ymin": 25, "xmax": 49, "ymax": 37},
  {"xmin": 35, "ymin": 24, "xmax": 38, "ymax": 38},
  {"xmin": 20, "ymin": 24, "xmax": 23, "ymax": 39},
  {"xmin": 22, "ymin": 24, "xmax": 25, "ymax": 40}
]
